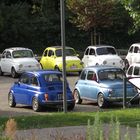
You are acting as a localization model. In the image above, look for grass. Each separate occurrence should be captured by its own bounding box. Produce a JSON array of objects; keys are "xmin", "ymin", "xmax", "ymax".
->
[{"xmin": 0, "ymin": 108, "xmax": 140, "ymax": 130}]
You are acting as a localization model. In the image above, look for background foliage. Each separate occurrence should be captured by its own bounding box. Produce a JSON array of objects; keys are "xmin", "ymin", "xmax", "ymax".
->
[{"xmin": 0, "ymin": 0, "xmax": 139, "ymax": 54}]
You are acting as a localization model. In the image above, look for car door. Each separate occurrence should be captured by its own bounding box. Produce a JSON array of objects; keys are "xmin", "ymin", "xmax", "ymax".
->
[
  {"xmin": 5, "ymin": 51, "xmax": 13, "ymax": 73},
  {"xmin": 82, "ymin": 48, "xmax": 89, "ymax": 67},
  {"xmin": 0, "ymin": 51, "xmax": 7, "ymax": 72},
  {"xmin": 84, "ymin": 70, "xmax": 98, "ymax": 99},
  {"xmin": 79, "ymin": 70, "xmax": 97, "ymax": 100},
  {"xmin": 14, "ymin": 74, "xmax": 30, "ymax": 104}
]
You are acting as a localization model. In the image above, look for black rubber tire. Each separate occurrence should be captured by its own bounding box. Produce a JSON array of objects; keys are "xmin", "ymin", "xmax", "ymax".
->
[
  {"xmin": 73, "ymin": 89, "xmax": 82, "ymax": 104},
  {"xmin": 8, "ymin": 92, "xmax": 16, "ymax": 107},
  {"xmin": 68, "ymin": 103, "xmax": 75, "ymax": 111},
  {"xmin": 0, "ymin": 67, "xmax": 3, "ymax": 76},
  {"xmin": 11, "ymin": 67, "xmax": 18, "ymax": 78},
  {"xmin": 97, "ymin": 93, "xmax": 106, "ymax": 108},
  {"xmin": 32, "ymin": 97, "xmax": 41, "ymax": 112}
]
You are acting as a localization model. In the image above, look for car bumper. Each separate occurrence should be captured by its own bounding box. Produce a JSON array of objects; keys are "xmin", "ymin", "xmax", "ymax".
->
[{"xmin": 40, "ymin": 100, "xmax": 75, "ymax": 107}]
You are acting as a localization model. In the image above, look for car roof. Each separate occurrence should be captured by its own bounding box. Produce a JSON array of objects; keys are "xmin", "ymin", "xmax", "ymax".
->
[
  {"xmin": 4, "ymin": 47, "xmax": 32, "ymax": 52},
  {"xmin": 129, "ymin": 62, "xmax": 140, "ymax": 67},
  {"xmin": 83, "ymin": 65, "xmax": 122, "ymax": 72},
  {"xmin": 24, "ymin": 70, "xmax": 62, "ymax": 77},
  {"xmin": 46, "ymin": 46, "xmax": 74, "ymax": 50},
  {"xmin": 87, "ymin": 45, "xmax": 115, "ymax": 49},
  {"xmin": 131, "ymin": 43, "xmax": 140, "ymax": 46}
]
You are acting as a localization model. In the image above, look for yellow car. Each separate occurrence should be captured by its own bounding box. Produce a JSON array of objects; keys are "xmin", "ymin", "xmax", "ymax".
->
[{"xmin": 40, "ymin": 46, "xmax": 84, "ymax": 74}]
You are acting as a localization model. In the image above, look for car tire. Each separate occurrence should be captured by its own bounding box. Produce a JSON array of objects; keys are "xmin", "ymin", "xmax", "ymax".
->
[
  {"xmin": 11, "ymin": 67, "xmax": 18, "ymax": 78},
  {"xmin": 8, "ymin": 92, "xmax": 16, "ymax": 107},
  {"xmin": 0, "ymin": 67, "xmax": 3, "ymax": 76},
  {"xmin": 73, "ymin": 89, "xmax": 82, "ymax": 104},
  {"xmin": 32, "ymin": 97, "xmax": 41, "ymax": 112},
  {"xmin": 97, "ymin": 93, "xmax": 107, "ymax": 108},
  {"xmin": 68, "ymin": 103, "xmax": 75, "ymax": 111}
]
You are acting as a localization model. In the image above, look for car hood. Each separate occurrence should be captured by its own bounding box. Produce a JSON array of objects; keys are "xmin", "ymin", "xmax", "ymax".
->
[
  {"xmin": 56, "ymin": 56, "xmax": 81, "ymax": 62},
  {"xmin": 13, "ymin": 58, "xmax": 39, "ymax": 64}
]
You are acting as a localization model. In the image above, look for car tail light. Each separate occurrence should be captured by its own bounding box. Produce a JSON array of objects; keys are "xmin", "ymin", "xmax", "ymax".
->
[
  {"xmin": 36, "ymin": 63, "xmax": 41, "ymax": 68},
  {"xmin": 44, "ymin": 94, "xmax": 48, "ymax": 101}
]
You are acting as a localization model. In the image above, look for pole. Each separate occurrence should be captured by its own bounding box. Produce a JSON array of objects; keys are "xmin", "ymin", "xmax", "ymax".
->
[
  {"xmin": 60, "ymin": 0, "xmax": 67, "ymax": 113},
  {"xmin": 123, "ymin": 77, "xmax": 127, "ymax": 109}
]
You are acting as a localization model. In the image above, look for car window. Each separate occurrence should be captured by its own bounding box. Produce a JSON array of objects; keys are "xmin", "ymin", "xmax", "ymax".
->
[
  {"xmin": 12, "ymin": 50, "xmax": 33, "ymax": 58},
  {"xmin": 99, "ymin": 69, "xmax": 124, "ymax": 80},
  {"xmin": 19, "ymin": 74, "xmax": 30, "ymax": 84},
  {"xmin": 30, "ymin": 76, "xmax": 39, "ymax": 86},
  {"xmin": 55, "ymin": 48, "xmax": 76, "ymax": 57},
  {"xmin": 80, "ymin": 70, "xmax": 87, "ymax": 80},
  {"xmin": 44, "ymin": 50, "xmax": 48, "ymax": 57},
  {"xmin": 129, "ymin": 46, "xmax": 133, "ymax": 53},
  {"xmin": 85, "ymin": 48, "xmax": 89, "ymax": 55},
  {"xmin": 6, "ymin": 51, "xmax": 11, "ymax": 58},
  {"xmin": 96, "ymin": 47, "xmax": 117, "ymax": 55},
  {"xmin": 2, "ymin": 51, "xmax": 6, "ymax": 58},
  {"xmin": 43, "ymin": 74, "xmax": 62, "ymax": 82},
  {"xmin": 134, "ymin": 47, "xmax": 139, "ymax": 53},
  {"xmin": 89, "ymin": 49, "xmax": 95, "ymax": 55},
  {"xmin": 87, "ymin": 71, "xmax": 97, "ymax": 81},
  {"xmin": 127, "ymin": 66, "xmax": 133, "ymax": 75},
  {"xmin": 134, "ymin": 66, "xmax": 140, "ymax": 75},
  {"xmin": 48, "ymin": 50, "xmax": 54, "ymax": 57}
]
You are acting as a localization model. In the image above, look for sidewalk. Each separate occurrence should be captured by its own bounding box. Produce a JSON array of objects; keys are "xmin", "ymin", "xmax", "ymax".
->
[{"xmin": 15, "ymin": 125, "xmax": 137, "ymax": 140}]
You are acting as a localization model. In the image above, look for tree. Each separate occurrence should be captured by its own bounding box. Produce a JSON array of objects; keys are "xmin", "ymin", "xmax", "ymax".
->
[
  {"xmin": 66, "ymin": 0, "xmax": 115, "ymax": 45},
  {"xmin": 121, "ymin": 0, "xmax": 140, "ymax": 33}
]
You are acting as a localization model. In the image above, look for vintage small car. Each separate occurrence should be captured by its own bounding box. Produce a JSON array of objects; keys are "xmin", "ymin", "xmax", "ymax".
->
[
  {"xmin": 73, "ymin": 65, "xmax": 138, "ymax": 108},
  {"xmin": 8, "ymin": 70, "xmax": 75, "ymax": 111}
]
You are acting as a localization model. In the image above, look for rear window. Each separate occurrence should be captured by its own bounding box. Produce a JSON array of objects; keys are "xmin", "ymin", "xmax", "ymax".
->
[
  {"xmin": 43, "ymin": 74, "xmax": 62, "ymax": 82},
  {"xmin": 96, "ymin": 47, "xmax": 117, "ymax": 55}
]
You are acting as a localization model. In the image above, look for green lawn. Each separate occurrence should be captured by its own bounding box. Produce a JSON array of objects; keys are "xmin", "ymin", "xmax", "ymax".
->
[{"xmin": 1, "ymin": 108, "xmax": 140, "ymax": 130}]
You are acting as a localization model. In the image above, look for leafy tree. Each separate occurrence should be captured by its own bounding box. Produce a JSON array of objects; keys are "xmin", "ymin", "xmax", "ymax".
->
[
  {"xmin": 121, "ymin": 0, "xmax": 140, "ymax": 33},
  {"xmin": 66, "ymin": 0, "xmax": 115, "ymax": 45}
]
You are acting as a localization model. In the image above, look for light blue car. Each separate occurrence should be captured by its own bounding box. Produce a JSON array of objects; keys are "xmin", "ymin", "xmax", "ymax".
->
[{"xmin": 73, "ymin": 66, "xmax": 138, "ymax": 108}]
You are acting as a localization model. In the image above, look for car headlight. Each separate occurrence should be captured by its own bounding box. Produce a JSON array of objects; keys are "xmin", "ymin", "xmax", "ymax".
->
[
  {"xmin": 103, "ymin": 61, "xmax": 107, "ymax": 65},
  {"xmin": 80, "ymin": 61, "xmax": 84, "ymax": 65},
  {"xmin": 107, "ymin": 89, "xmax": 114, "ymax": 97},
  {"xmin": 19, "ymin": 64, "xmax": 23, "ymax": 68},
  {"xmin": 36, "ymin": 63, "xmax": 41, "ymax": 68}
]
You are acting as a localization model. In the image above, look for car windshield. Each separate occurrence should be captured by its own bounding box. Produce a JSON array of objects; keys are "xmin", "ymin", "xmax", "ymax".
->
[
  {"xmin": 96, "ymin": 47, "xmax": 117, "ymax": 55},
  {"xmin": 12, "ymin": 50, "xmax": 34, "ymax": 58},
  {"xmin": 43, "ymin": 73, "xmax": 62, "ymax": 82},
  {"xmin": 98, "ymin": 69, "xmax": 124, "ymax": 81},
  {"xmin": 55, "ymin": 48, "xmax": 76, "ymax": 57}
]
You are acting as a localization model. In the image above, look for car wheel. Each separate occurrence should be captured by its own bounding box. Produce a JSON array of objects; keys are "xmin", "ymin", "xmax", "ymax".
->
[
  {"xmin": 68, "ymin": 103, "xmax": 75, "ymax": 111},
  {"xmin": 8, "ymin": 92, "xmax": 16, "ymax": 107},
  {"xmin": 97, "ymin": 93, "xmax": 106, "ymax": 108},
  {"xmin": 73, "ymin": 89, "xmax": 82, "ymax": 104},
  {"xmin": 11, "ymin": 67, "xmax": 18, "ymax": 78},
  {"xmin": 0, "ymin": 67, "xmax": 3, "ymax": 76},
  {"xmin": 32, "ymin": 97, "xmax": 41, "ymax": 112}
]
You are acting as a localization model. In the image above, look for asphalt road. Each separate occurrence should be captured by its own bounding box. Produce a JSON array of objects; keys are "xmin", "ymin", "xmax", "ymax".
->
[{"xmin": 0, "ymin": 73, "xmax": 102, "ymax": 117}]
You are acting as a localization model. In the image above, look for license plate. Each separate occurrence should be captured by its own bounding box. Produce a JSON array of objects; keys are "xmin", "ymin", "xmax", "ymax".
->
[
  {"xmin": 71, "ymin": 65, "xmax": 77, "ymax": 69},
  {"xmin": 58, "ymin": 94, "xmax": 63, "ymax": 100}
]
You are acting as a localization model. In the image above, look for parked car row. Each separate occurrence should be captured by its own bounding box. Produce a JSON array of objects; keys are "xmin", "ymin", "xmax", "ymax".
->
[{"xmin": 1, "ymin": 43, "xmax": 140, "ymax": 112}]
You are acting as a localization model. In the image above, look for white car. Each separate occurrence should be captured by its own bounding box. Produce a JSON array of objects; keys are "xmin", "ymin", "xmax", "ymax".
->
[
  {"xmin": 82, "ymin": 45, "xmax": 124, "ymax": 69},
  {"xmin": 125, "ymin": 43, "xmax": 140, "ymax": 69},
  {"xmin": 126, "ymin": 63, "xmax": 140, "ymax": 90},
  {"xmin": 0, "ymin": 47, "xmax": 42, "ymax": 78}
]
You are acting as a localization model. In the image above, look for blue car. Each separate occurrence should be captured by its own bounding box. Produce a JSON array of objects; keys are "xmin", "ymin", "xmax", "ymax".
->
[
  {"xmin": 73, "ymin": 66, "xmax": 138, "ymax": 108},
  {"xmin": 8, "ymin": 70, "xmax": 75, "ymax": 112}
]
